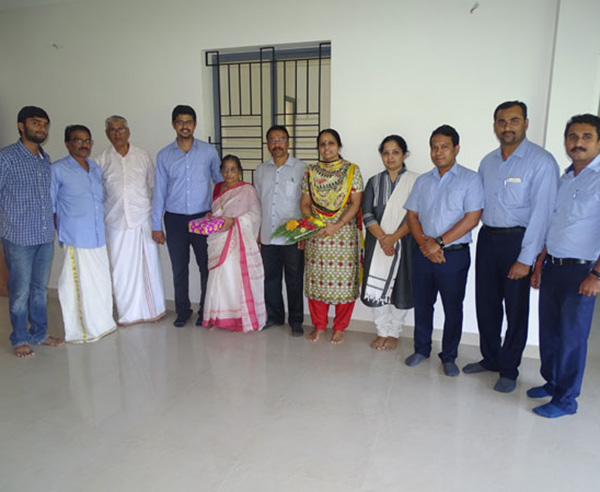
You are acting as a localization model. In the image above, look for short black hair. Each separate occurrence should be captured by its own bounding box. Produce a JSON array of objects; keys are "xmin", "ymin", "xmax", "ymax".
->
[
  {"xmin": 64, "ymin": 124, "xmax": 92, "ymax": 142},
  {"xmin": 221, "ymin": 154, "xmax": 243, "ymax": 173},
  {"xmin": 18, "ymin": 106, "xmax": 50, "ymax": 124},
  {"xmin": 430, "ymin": 125, "xmax": 460, "ymax": 147},
  {"xmin": 494, "ymin": 101, "xmax": 528, "ymax": 121},
  {"xmin": 266, "ymin": 125, "xmax": 289, "ymax": 140},
  {"xmin": 172, "ymin": 105, "xmax": 197, "ymax": 123},
  {"xmin": 564, "ymin": 114, "xmax": 600, "ymax": 140},
  {"xmin": 378, "ymin": 134, "xmax": 408, "ymax": 155}
]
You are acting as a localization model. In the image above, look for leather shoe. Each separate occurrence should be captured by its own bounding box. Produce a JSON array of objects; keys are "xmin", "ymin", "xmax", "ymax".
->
[
  {"xmin": 195, "ymin": 315, "xmax": 203, "ymax": 327},
  {"xmin": 291, "ymin": 323, "xmax": 304, "ymax": 337},
  {"xmin": 263, "ymin": 319, "xmax": 283, "ymax": 330},
  {"xmin": 173, "ymin": 311, "xmax": 192, "ymax": 328}
]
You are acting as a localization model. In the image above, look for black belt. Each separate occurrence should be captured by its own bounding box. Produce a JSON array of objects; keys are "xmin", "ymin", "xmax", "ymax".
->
[
  {"xmin": 546, "ymin": 254, "xmax": 592, "ymax": 266},
  {"xmin": 443, "ymin": 243, "xmax": 469, "ymax": 252},
  {"xmin": 483, "ymin": 225, "xmax": 526, "ymax": 234}
]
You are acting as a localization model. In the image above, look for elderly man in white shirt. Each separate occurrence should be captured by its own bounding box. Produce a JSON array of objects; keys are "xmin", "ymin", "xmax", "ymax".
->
[{"xmin": 95, "ymin": 115, "xmax": 166, "ymax": 325}]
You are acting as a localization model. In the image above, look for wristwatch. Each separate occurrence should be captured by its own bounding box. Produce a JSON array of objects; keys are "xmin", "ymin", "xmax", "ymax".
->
[
  {"xmin": 435, "ymin": 236, "xmax": 445, "ymax": 248},
  {"xmin": 590, "ymin": 269, "xmax": 600, "ymax": 279}
]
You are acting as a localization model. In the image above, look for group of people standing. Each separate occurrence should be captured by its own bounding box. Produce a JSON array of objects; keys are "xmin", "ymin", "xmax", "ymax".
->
[{"xmin": 1, "ymin": 100, "xmax": 599, "ymax": 419}]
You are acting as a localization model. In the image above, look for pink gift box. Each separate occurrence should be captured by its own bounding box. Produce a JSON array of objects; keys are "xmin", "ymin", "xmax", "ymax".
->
[{"xmin": 189, "ymin": 216, "xmax": 225, "ymax": 235}]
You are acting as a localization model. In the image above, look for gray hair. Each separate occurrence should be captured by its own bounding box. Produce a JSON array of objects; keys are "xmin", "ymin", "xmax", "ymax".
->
[{"xmin": 105, "ymin": 115, "xmax": 129, "ymax": 129}]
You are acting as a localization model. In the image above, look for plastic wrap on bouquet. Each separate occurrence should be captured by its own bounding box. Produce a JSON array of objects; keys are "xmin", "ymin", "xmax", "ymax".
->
[{"xmin": 189, "ymin": 216, "xmax": 225, "ymax": 235}]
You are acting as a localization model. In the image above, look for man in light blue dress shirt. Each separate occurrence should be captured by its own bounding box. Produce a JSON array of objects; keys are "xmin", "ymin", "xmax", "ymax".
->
[
  {"xmin": 463, "ymin": 101, "xmax": 560, "ymax": 393},
  {"xmin": 0, "ymin": 106, "xmax": 63, "ymax": 357},
  {"xmin": 151, "ymin": 105, "xmax": 223, "ymax": 328},
  {"xmin": 404, "ymin": 125, "xmax": 483, "ymax": 377},
  {"xmin": 52, "ymin": 125, "xmax": 116, "ymax": 343},
  {"xmin": 528, "ymin": 114, "xmax": 600, "ymax": 418},
  {"xmin": 254, "ymin": 125, "xmax": 306, "ymax": 337}
]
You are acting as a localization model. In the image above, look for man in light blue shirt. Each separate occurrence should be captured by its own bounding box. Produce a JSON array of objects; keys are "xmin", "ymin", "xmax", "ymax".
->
[
  {"xmin": 404, "ymin": 125, "xmax": 483, "ymax": 376},
  {"xmin": 528, "ymin": 114, "xmax": 600, "ymax": 418},
  {"xmin": 463, "ymin": 101, "xmax": 560, "ymax": 393},
  {"xmin": 51, "ymin": 125, "xmax": 116, "ymax": 343},
  {"xmin": 0, "ymin": 106, "xmax": 63, "ymax": 357},
  {"xmin": 254, "ymin": 125, "xmax": 306, "ymax": 337},
  {"xmin": 151, "ymin": 105, "xmax": 222, "ymax": 328}
]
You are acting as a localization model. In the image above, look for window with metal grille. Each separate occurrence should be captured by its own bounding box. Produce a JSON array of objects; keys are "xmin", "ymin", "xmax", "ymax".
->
[{"xmin": 205, "ymin": 42, "xmax": 331, "ymax": 183}]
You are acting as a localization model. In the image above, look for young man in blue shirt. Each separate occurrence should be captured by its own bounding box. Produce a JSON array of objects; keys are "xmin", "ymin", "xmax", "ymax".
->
[
  {"xmin": 404, "ymin": 125, "xmax": 483, "ymax": 377},
  {"xmin": 151, "ymin": 105, "xmax": 223, "ymax": 328}
]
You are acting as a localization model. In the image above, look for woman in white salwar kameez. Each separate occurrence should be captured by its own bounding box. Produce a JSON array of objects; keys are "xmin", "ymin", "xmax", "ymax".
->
[{"xmin": 202, "ymin": 155, "xmax": 266, "ymax": 332}]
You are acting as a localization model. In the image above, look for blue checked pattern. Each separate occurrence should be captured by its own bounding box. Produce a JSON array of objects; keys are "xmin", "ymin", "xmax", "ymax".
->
[{"xmin": 0, "ymin": 141, "xmax": 54, "ymax": 245}]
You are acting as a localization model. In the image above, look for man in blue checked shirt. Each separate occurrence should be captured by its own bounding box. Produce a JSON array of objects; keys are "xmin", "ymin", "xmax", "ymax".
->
[
  {"xmin": 404, "ymin": 125, "xmax": 483, "ymax": 377},
  {"xmin": 528, "ymin": 114, "xmax": 600, "ymax": 418},
  {"xmin": 463, "ymin": 101, "xmax": 560, "ymax": 394},
  {"xmin": 0, "ymin": 106, "xmax": 63, "ymax": 358},
  {"xmin": 151, "ymin": 105, "xmax": 223, "ymax": 328}
]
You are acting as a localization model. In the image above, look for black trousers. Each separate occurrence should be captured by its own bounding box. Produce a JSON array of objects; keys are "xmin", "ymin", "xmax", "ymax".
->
[
  {"xmin": 164, "ymin": 211, "xmax": 209, "ymax": 318},
  {"xmin": 260, "ymin": 243, "xmax": 304, "ymax": 325},
  {"xmin": 475, "ymin": 227, "xmax": 530, "ymax": 380}
]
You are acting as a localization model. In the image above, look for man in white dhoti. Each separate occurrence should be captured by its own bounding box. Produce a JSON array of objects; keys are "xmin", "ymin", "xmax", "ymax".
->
[
  {"xmin": 96, "ymin": 116, "xmax": 166, "ymax": 325},
  {"xmin": 51, "ymin": 125, "xmax": 116, "ymax": 343}
]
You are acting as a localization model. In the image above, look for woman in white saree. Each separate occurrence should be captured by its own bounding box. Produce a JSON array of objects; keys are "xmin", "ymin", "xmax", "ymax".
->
[{"xmin": 202, "ymin": 155, "xmax": 266, "ymax": 332}]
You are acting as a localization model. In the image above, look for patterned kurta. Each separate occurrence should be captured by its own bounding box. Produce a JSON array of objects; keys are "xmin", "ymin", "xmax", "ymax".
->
[{"xmin": 302, "ymin": 160, "xmax": 364, "ymax": 304}]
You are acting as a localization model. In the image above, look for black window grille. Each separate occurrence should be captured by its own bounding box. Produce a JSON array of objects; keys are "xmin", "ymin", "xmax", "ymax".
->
[{"xmin": 205, "ymin": 42, "xmax": 331, "ymax": 183}]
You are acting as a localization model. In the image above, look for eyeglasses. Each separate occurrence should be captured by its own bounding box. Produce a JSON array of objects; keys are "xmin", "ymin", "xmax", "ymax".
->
[
  {"xmin": 70, "ymin": 139, "xmax": 93, "ymax": 145},
  {"xmin": 268, "ymin": 138, "xmax": 288, "ymax": 144},
  {"xmin": 107, "ymin": 127, "xmax": 128, "ymax": 134}
]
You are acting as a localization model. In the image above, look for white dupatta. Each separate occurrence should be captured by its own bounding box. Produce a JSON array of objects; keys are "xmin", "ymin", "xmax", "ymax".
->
[{"xmin": 363, "ymin": 170, "xmax": 418, "ymax": 304}]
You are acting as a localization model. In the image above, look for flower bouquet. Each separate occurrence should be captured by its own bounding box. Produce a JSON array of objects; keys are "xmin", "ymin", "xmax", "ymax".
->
[{"xmin": 272, "ymin": 216, "xmax": 326, "ymax": 243}]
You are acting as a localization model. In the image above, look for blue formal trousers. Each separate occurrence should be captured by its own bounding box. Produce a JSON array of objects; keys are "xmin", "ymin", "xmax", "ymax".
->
[
  {"xmin": 260, "ymin": 243, "xmax": 304, "ymax": 325},
  {"xmin": 163, "ymin": 211, "xmax": 209, "ymax": 318},
  {"xmin": 412, "ymin": 246, "xmax": 470, "ymax": 363},
  {"xmin": 475, "ymin": 227, "xmax": 530, "ymax": 380},
  {"xmin": 538, "ymin": 262, "xmax": 596, "ymax": 413}
]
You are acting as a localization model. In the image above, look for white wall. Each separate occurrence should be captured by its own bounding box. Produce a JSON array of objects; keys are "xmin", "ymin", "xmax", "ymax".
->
[
  {"xmin": 3, "ymin": 0, "xmax": 595, "ymax": 345},
  {"xmin": 545, "ymin": 0, "xmax": 600, "ymax": 165}
]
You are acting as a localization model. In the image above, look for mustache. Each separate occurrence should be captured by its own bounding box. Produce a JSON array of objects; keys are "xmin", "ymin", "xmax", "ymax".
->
[{"xmin": 570, "ymin": 147, "xmax": 586, "ymax": 153}]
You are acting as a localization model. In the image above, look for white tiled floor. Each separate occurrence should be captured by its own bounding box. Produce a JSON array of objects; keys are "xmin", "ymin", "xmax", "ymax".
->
[{"xmin": 1, "ymin": 297, "xmax": 599, "ymax": 492}]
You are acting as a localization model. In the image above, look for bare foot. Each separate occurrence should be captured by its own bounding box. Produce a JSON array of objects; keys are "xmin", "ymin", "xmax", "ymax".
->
[
  {"xmin": 14, "ymin": 344, "xmax": 36, "ymax": 358},
  {"xmin": 306, "ymin": 329, "xmax": 323, "ymax": 342},
  {"xmin": 330, "ymin": 331, "xmax": 345, "ymax": 344},
  {"xmin": 370, "ymin": 336, "xmax": 386, "ymax": 350},
  {"xmin": 41, "ymin": 336, "xmax": 64, "ymax": 347},
  {"xmin": 382, "ymin": 337, "xmax": 398, "ymax": 351}
]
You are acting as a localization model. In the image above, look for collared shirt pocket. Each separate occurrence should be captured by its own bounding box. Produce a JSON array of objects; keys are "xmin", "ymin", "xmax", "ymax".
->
[
  {"xmin": 443, "ymin": 186, "xmax": 465, "ymax": 212},
  {"xmin": 570, "ymin": 187, "xmax": 600, "ymax": 218},
  {"xmin": 503, "ymin": 178, "xmax": 526, "ymax": 207}
]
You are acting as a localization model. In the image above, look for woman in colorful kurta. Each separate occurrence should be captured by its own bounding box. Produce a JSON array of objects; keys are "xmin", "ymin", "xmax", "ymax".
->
[
  {"xmin": 202, "ymin": 155, "xmax": 266, "ymax": 332},
  {"xmin": 301, "ymin": 129, "xmax": 364, "ymax": 344},
  {"xmin": 361, "ymin": 135, "xmax": 419, "ymax": 351}
]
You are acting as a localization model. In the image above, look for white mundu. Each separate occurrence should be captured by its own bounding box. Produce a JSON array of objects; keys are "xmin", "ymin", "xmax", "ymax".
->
[
  {"xmin": 59, "ymin": 245, "xmax": 116, "ymax": 343},
  {"xmin": 96, "ymin": 144, "xmax": 166, "ymax": 325}
]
